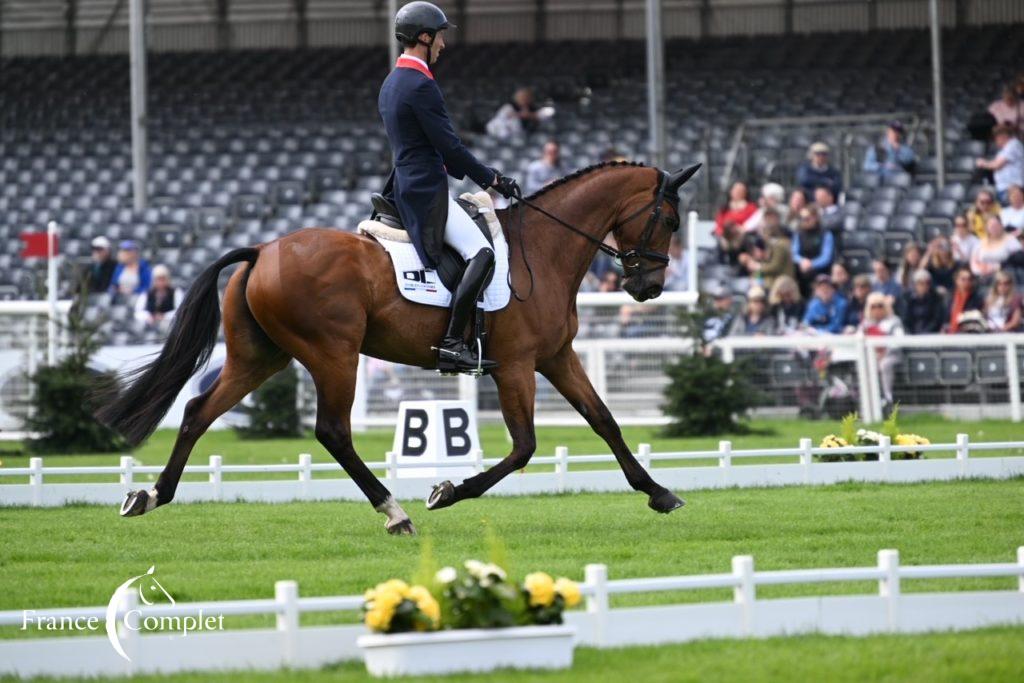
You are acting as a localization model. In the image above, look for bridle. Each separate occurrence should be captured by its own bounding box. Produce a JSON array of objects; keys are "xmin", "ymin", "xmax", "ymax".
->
[{"xmin": 509, "ymin": 170, "xmax": 681, "ymax": 295}]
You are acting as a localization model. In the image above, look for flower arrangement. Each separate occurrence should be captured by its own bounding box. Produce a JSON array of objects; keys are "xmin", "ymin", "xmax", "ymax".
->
[
  {"xmin": 817, "ymin": 408, "xmax": 930, "ymax": 462},
  {"xmin": 362, "ymin": 579, "xmax": 440, "ymax": 634},
  {"xmin": 362, "ymin": 560, "xmax": 581, "ymax": 634}
]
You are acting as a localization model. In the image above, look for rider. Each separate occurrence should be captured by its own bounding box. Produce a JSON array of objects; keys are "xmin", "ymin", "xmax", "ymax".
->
[{"xmin": 379, "ymin": 1, "xmax": 520, "ymax": 373}]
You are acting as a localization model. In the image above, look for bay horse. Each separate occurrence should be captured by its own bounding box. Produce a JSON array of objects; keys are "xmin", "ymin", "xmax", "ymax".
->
[{"xmin": 99, "ymin": 160, "xmax": 700, "ymax": 534}]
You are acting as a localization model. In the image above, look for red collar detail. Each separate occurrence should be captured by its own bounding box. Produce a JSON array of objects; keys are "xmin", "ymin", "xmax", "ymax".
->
[{"xmin": 395, "ymin": 55, "xmax": 434, "ymax": 80}]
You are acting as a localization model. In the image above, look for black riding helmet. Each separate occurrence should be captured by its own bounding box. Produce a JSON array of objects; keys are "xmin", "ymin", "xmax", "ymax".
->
[{"xmin": 395, "ymin": 1, "xmax": 453, "ymax": 46}]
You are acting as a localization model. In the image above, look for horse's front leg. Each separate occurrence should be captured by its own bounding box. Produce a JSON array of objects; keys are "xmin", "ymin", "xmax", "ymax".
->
[
  {"xmin": 426, "ymin": 362, "xmax": 536, "ymax": 510},
  {"xmin": 539, "ymin": 344, "xmax": 685, "ymax": 513}
]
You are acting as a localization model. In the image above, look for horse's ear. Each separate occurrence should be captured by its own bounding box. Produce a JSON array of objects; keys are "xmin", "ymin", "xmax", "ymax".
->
[{"xmin": 668, "ymin": 163, "xmax": 702, "ymax": 190}]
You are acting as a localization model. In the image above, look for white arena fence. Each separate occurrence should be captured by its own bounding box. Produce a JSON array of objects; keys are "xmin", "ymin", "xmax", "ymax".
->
[
  {"xmin": 2, "ymin": 434, "xmax": 1022, "ymax": 508},
  {"xmin": 1, "ymin": 547, "xmax": 1021, "ymax": 678}
]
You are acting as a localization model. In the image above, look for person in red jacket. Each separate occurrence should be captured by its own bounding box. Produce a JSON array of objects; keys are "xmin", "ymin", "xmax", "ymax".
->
[{"xmin": 714, "ymin": 181, "xmax": 757, "ymax": 236}]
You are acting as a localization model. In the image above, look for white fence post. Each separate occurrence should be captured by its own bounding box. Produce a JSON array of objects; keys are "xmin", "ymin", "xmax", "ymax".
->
[
  {"xmin": 1006, "ymin": 341, "xmax": 1021, "ymax": 423},
  {"xmin": 275, "ymin": 580, "xmax": 299, "ymax": 666},
  {"xmin": 209, "ymin": 455, "xmax": 222, "ymax": 501},
  {"xmin": 385, "ymin": 451, "xmax": 397, "ymax": 480},
  {"xmin": 555, "ymin": 446, "xmax": 569, "ymax": 493},
  {"xmin": 638, "ymin": 443, "xmax": 652, "ymax": 470},
  {"xmin": 878, "ymin": 435, "xmax": 891, "ymax": 480},
  {"xmin": 718, "ymin": 441, "xmax": 732, "ymax": 486},
  {"xmin": 799, "ymin": 438, "xmax": 813, "ymax": 484},
  {"xmin": 956, "ymin": 433, "xmax": 969, "ymax": 477},
  {"xmin": 584, "ymin": 563, "xmax": 609, "ymax": 646},
  {"xmin": 732, "ymin": 555, "xmax": 755, "ymax": 636},
  {"xmin": 29, "ymin": 457, "xmax": 43, "ymax": 507},
  {"xmin": 1018, "ymin": 547, "xmax": 1024, "ymax": 593},
  {"xmin": 878, "ymin": 549, "xmax": 900, "ymax": 630},
  {"xmin": 119, "ymin": 456, "xmax": 134, "ymax": 488},
  {"xmin": 298, "ymin": 453, "xmax": 312, "ymax": 497}
]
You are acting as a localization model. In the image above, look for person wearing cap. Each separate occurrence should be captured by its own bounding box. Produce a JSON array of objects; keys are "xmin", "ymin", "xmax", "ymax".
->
[
  {"xmin": 702, "ymin": 285, "xmax": 735, "ymax": 345},
  {"xmin": 728, "ymin": 286, "xmax": 776, "ymax": 337},
  {"xmin": 896, "ymin": 269, "xmax": 945, "ymax": 335},
  {"xmin": 380, "ymin": 1, "xmax": 519, "ymax": 372},
  {"xmin": 796, "ymin": 142, "xmax": 842, "ymax": 202},
  {"xmin": 976, "ymin": 124, "xmax": 1024, "ymax": 205},
  {"xmin": 86, "ymin": 236, "xmax": 116, "ymax": 294},
  {"xmin": 135, "ymin": 264, "xmax": 184, "ymax": 330},
  {"xmin": 801, "ymin": 274, "xmax": 847, "ymax": 334},
  {"xmin": 109, "ymin": 240, "xmax": 152, "ymax": 299},
  {"xmin": 863, "ymin": 121, "xmax": 917, "ymax": 180}
]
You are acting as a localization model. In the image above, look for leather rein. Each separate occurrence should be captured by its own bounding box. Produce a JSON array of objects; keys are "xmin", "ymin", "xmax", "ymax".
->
[{"xmin": 505, "ymin": 170, "xmax": 681, "ymax": 300}]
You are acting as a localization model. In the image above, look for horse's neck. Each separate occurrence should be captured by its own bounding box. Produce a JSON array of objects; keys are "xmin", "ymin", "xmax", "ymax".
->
[{"xmin": 502, "ymin": 175, "xmax": 624, "ymax": 297}]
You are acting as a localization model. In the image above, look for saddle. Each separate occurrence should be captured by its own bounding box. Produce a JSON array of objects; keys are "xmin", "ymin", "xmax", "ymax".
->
[{"xmin": 370, "ymin": 193, "xmax": 495, "ymax": 292}]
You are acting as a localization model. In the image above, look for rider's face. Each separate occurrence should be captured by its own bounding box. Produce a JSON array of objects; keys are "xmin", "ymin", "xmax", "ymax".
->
[{"xmin": 428, "ymin": 30, "xmax": 446, "ymax": 63}]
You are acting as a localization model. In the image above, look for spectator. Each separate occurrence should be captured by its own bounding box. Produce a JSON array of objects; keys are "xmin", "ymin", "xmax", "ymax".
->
[
  {"xmin": 860, "ymin": 292, "xmax": 904, "ymax": 411},
  {"xmin": 791, "ymin": 205, "xmax": 835, "ymax": 297},
  {"xmin": 921, "ymin": 235, "xmax": 956, "ymax": 291},
  {"xmin": 664, "ymin": 235, "xmax": 690, "ymax": 291},
  {"xmin": 598, "ymin": 270, "xmax": 621, "ymax": 292},
  {"xmin": 897, "ymin": 269, "xmax": 945, "ymax": 334},
  {"xmin": 966, "ymin": 189, "xmax": 1001, "ymax": 238},
  {"xmin": 1000, "ymin": 184, "xmax": 1024, "ymax": 231},
  {"xmin": 871, "ymin": 258, "xmax": 901, "ymax": 302},
  {"xmin": 742, "ymin": 182, "xmax": 787, "ymax": 233},
  {"xmin": 895, "ymin": 242, "xmax": 923, "ymax": 290},
  {"xmin": 729, "ymin": 286, "xmax": 776, "ymax": 336},
  {"xmin": 703, "ymin": 286, "xmax": 735, "ymax": 344},
  {"xmin": 947, "ymin": 267, "xmax": 984, "ymax": 333},
  {"xmin": 984, "ymin": 270, "xmax": 1022, "ymax": 332},
  {"xmin": 110, "ymin": 240, "xmax": 152, "ymax": 300},
  {"xmin": 951, "ymin": 214, "xmax": 980, "ymax": 264},
  {"xmin": 802, "ymin": 274, "xmax": 847, "ymax": 334},
  {"xmin": 486, "ymin": 87, "xmax": 551, "ymax": 138},
  {"xmin": 714, "ymin": 182, "xmax": 757, "ymax": 237},
  {"xmin": 134, "ymin": 264, "xmax": 183, "ymax": 330},
  {"xmin": 831, "ymin": 261, "xmax": 852, "ymax": 298},
  {"xmin": 796, "ymin": 142, "xmax": 842, "ymax": 201},
  {"xmin": 769, "ymin": 275, "xmax": 805, "ymax": 333},
  {"xmin": 737, "ymin": 223, "xmax": 794, "ymax": 291},
  {"xmin": 971, "ymin": 215, "xmax": 1022, "ymax": 280},
  {"xmin": 715, "ymin": 219, "xmax": 747, "ymax": 268},
  {"xmin": 814, "ymin": 186, "xmax": 843, "ymax": 233},
  {"xmin": 843, "ymin": 273, "xmax": 872, "ymax": 331},
  {"xmin": 975, "ymin": 125, "xmax": 1024, "ymax": 205},
  {"xmin": 989, "ymin": 85, "xmax": 1022, "ymax": 133},
  {"xmin": 86, "ymin": 236, "xmax": 116, "ymax": 294},
  {"xmin": 785, "ymin": 190, "xmax": 807, "ymax": 234},
  {"xmin": 523, "ymin": 140, "xmax": 567, "ymax": 195},
  {"xmin": 862, "ymin": 121, "xmax": 917, "ymax": 180}
]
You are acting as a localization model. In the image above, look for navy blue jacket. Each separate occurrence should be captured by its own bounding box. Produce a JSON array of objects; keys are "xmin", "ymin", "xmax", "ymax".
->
[{"xmin": 378, "ymin": 58, "xmax": 496, "ymax": 267}]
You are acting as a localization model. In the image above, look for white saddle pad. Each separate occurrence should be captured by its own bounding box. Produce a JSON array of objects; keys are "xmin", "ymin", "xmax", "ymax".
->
[{"xmin": 359, "ymin": 192, "xmax": 511, "ymax": 312}]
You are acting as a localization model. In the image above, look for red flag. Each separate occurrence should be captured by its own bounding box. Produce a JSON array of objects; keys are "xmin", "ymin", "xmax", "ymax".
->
[{"xmin": 19, "ymin": 232, "xmax": 60, "ymax": 259}]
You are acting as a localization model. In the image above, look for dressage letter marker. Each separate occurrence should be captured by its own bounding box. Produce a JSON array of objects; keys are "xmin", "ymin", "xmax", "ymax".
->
[{"xmin": 391, "ymin": 401, "xmax": 480, "ymax": 479}]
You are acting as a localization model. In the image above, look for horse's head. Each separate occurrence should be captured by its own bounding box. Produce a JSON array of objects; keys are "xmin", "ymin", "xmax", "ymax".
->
[{"xmin": 613, "ymin": 164, "xmax": 701, "ymax": 302}]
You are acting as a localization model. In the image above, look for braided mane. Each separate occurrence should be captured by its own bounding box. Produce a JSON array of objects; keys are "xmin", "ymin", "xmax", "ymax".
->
[{"xmin": 524, "ymin": 160, "xmax": 647, "ymax": 201}]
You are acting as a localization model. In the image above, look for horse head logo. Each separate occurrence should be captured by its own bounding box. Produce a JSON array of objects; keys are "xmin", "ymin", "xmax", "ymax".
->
[{"xmin": 105, "ymin": 566, "xmax": 175, "ymax": 662}]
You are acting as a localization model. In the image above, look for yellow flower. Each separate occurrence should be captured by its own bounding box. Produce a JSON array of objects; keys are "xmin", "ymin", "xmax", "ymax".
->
[
  {"xmin": 363, "ymin": 587, "xmax": 376, "ymax": 603},
  {"xmin": 379, "ymin": 579, "xmax": 410, "ymax": 597},
  {"xmin": 372, "ymin": 586, "xmax": 404, "ymax": 613},
  {"xmin": 553, "ymin": 577, "xmax": 581, "ymax": 608},
  {"xmin": 896, "ymin": 433, "xmax": 929, "ymax": 446},
  {"xmin": 524, "ymin": 572, "xmax": 556, "ymax": 607},
  {"xmin": 364, "ymin": 606, "xmax": 391, "ymax": 632},
  {"xmin": 407, "ymin": 585, "xmax": 440, "ymax": 629},
  {"xmin": 820, "ymin": 435, "xmax": 848, "ymax": 448}
]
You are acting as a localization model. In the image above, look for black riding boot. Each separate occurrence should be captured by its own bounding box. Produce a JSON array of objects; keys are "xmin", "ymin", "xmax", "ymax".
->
[{"xmin": 436, "ymin": 247, "xmax": 497, "ymax": 374}]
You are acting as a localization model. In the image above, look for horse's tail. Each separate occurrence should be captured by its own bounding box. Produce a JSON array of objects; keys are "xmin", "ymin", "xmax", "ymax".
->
[{"xmin": 96, "ymin": 247, "xmax": 260, "ymax": 446}]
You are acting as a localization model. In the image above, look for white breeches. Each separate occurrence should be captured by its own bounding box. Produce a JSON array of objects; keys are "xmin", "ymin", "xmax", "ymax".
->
[{"xmin": 443, "ymin": 193, "xmax": 491, "ymax": 260}]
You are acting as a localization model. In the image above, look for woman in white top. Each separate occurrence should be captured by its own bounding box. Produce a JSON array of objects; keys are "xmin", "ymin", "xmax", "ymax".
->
[
  {"xmin": 951, "ymin": 214, "xmax": 980, "ymax": 264},
  {"xmin": 970, "ymin": 215, "xmax": 1022, "ymax": 280},
  {"xmin": 1000, "ymin": 184, "xmax": 1024, "ymax": 231},
  {"xmin": 984, "ymin": 270, "xmax": 1023, "ymax": 332},
  {"xmin": 859, "ymin": 292, "xmax": 904, "ymax": 410}
]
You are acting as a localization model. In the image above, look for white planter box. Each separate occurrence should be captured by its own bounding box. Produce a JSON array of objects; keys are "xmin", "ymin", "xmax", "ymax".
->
[{"xmin": 358, "ymin": 624, "xmax": 576, "ymax": 677}]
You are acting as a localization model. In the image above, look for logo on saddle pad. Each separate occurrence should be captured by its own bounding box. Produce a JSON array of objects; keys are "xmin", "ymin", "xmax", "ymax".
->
[{"xmin": 402, "ymin": 269, "xmax": 439, "ymax": 293}]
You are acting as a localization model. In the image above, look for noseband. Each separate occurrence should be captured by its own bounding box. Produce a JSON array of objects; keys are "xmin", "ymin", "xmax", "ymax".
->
[{"xmin": 512, "ymin": 170, "xmax": 681, "ymax": 282}]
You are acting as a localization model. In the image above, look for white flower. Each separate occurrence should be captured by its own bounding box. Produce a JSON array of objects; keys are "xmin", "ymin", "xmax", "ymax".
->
[
  {"xmin": 435, "ymin": 566, "xmax": 457, "ymax": 584},
  {"xmin": 482, "ymin": 563, "xmax": 506, "ymax": 581},
  {"xmin": 464, "ymin": 560, "xmax": 487, "ymax": 579}
]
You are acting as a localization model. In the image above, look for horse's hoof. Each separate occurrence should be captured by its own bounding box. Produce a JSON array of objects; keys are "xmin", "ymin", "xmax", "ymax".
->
[
  {"xmin": 120, "ymin": 490, "xmax": 150, "ymax": 518},
  {"xmin": 426, "ymin": 481, "xmax": 456, "ymax": 510},
  {"xmin": 387, "ymin": 518, "xmax": 417, "ymax": 536},
  {"xmin": 648, "ymin": 489, "xmax": 686, "ymax": 514}
]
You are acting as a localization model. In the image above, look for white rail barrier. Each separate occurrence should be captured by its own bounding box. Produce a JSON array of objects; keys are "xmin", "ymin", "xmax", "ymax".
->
[
  {"xmin": 1, "ymin": 547, "xmax": 1021, "ymax": 678},
  {"xmin": 1, "ymin": 434, "xmax": 1022, "ymax": 508}
]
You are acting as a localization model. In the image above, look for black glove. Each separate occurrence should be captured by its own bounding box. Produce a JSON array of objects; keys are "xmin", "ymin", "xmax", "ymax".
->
[{"xmin": 493, "ymin": 174, "xmax": 521, "ymax": 200}]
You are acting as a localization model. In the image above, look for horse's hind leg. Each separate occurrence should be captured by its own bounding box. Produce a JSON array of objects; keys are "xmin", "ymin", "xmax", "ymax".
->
[
  {"xmin": 538, "ymin": 343, "xmax": 685, "ymax": 513},
  {"xmin": 121, "ymin": 267, "xmax": 290, "ymax": 517}
]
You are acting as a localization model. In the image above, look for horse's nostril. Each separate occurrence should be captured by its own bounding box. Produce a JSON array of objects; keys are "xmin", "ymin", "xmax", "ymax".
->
[{"xmin": 643, "ymin": 286, "xmax": 662, "ymax": 300}]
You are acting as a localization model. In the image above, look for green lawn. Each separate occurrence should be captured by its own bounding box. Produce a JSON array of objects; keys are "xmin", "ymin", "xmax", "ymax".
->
[{"xmin": 9, "ymin": 627, "xmax": 1022, "ymax": 683}]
